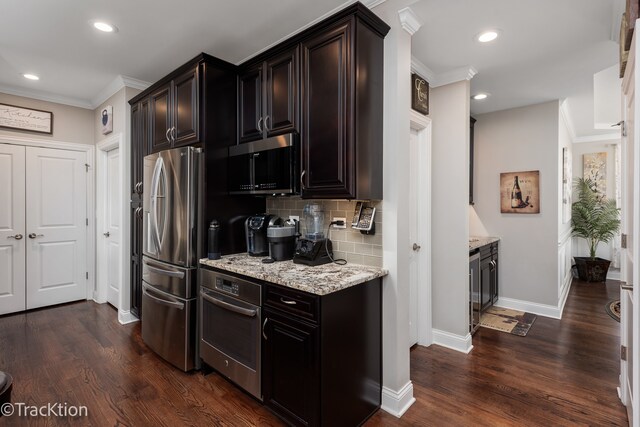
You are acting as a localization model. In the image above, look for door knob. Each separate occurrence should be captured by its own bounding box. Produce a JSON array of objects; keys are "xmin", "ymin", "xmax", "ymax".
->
[
  {"xmin": 103, "ymin": 232, "xmax": 110, "ymax": 238},
  {"xmin": 28, "ymin": 233, "xmax": 44, "ymax": 239},
  {"xmin": 7, "ymin": 234, "xmax": 23, "ymax": 240},
  {"xmin": 412, "ymin": 243, "xmax": 421, "ymax": 251}
]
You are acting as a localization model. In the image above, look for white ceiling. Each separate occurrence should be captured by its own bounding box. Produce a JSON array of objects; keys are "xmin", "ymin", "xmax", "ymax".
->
[
  {"xmin": 410, "ymin": 0, "xmax": 624, "ymax": 139},
  {"xmin": 0, "ymin": 0, "xmax": 625, "ymax": 139}
]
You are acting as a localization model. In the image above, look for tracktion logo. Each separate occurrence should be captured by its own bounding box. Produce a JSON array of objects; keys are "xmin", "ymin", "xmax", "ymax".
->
[{"xmin": 1, "ymin": 402, "xmax": 88, "ymax": 418}]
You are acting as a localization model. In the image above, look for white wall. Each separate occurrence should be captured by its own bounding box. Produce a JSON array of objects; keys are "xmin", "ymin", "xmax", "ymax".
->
[
  {"xmin": 471, "ymin": 101, "xmax": 560, "ymax": 308},
  {"xmin": 430, "ymin": 80, "xmax": 470, "ymax": 337},
  {"xmin": 0, "ymin": 92, "xmax": 93, "ymax": 144},
  {"xmin": 571, "ymin": 139, "xmax": 620, "ymax": 261},
  {"xmin": 558, "ymin": 108, "xmax": 573, "ymax": 307}
]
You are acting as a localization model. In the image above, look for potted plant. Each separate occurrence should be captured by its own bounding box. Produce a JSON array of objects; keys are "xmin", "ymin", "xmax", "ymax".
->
[{"xmin": 571, "ymin": 177, "xmax": 621, "ymax": 282}]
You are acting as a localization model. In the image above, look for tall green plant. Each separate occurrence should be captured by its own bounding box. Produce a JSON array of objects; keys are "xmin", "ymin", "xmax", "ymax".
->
[{"xmin": 571, "ymin": 177, "xmax": 620, "ymax": 259}]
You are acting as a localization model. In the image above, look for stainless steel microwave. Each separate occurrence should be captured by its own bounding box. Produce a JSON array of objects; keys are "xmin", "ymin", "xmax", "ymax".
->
[{"xmin": 228, "ymin": 133, "xmax": 299, "ymax": 195}]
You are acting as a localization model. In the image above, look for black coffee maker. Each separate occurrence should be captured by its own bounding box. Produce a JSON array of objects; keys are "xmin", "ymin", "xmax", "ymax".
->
[{"xmin": 245, "ymin": 214, "xmax": 281, "ymax": 256}]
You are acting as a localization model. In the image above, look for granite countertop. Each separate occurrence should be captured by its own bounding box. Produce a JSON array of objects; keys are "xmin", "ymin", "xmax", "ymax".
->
[
  {"xmin": 200, "ymin": 254, "xmax": 388, "ymax": 296},
  {"xmin": 469, "ymin": 236, "xmax": 500, "ymax": 251}
]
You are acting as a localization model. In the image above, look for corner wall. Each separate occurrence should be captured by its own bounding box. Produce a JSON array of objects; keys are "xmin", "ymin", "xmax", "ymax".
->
[{"xmin": 471, "ymin": 101, "xmax": 561, "ymax": 310}]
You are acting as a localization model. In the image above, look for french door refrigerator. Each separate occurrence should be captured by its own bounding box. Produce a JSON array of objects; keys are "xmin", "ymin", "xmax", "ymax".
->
[{"xmin": 142, "ymin": 146, "xmax": 202, "ymax": 371}]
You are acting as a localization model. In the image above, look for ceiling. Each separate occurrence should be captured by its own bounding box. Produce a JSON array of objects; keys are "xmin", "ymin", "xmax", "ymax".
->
[
  {"xmin": 0, "ymin": 0, "xmax": 625, "ymax": 139},
  {"xmin": 411, "ymin": 0, "xmax": 624, "ymax": 139}
]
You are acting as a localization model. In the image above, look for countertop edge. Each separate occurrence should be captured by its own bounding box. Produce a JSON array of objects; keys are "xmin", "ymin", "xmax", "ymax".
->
[{"xmin": 469, "ymin": 236, "xmax": 500, "ymax": 252}]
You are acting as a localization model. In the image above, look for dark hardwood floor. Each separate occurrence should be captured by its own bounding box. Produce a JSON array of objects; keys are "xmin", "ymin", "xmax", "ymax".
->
[{"xmin": 0, "ymin": 279, "xmax": 627, "ymax": 426}]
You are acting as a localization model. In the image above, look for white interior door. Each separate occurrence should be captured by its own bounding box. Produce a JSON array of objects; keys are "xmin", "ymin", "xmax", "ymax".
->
[
  {"xmin": 105, "ymin": 147, "xmax": 121, "ymax": 308},
  {"xmin": 409, "ymin": 128, "xmax": 420, "ymax": 347},
  {"xmin": 25, "ymin": 146, "xmax": 87, "ymax": 309},
  {"xmin": 0, "ymin": 144, "xmax": 26, "ymax": 315}
]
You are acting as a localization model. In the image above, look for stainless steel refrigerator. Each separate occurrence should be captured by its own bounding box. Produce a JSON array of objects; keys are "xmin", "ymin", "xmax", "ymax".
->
[{"xmin": 142, "ymin": 146, "xmax": 202, "ymax": 371}]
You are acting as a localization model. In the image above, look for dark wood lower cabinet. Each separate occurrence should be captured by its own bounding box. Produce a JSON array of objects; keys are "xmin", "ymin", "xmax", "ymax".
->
[
  {"xmin": 479, "ymin": 242, "xmax": 499, "ymax": 313},
  {"xmin": 262, "ymin": 279, "xmax": 381, "ymax": 427}
]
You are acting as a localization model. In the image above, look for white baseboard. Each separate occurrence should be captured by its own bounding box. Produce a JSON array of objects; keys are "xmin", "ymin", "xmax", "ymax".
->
[
  {"xmin": 92, "ymin": 291, "xmax": 106, "ymax": 304},
  {"xmin": 381, "ymin": 381, "xmax": 416, "ymax": 417},
  {"xmin": 432, "ymin": 329, "xmax": 473, "ymax": 354},
  {"xmin": 608, "ymin": 269, "xmax": 621, "ymax": 280},
  {"xmin": 496, "ymin": 297, "xmax": 563, "ymax": 319},
  {"xmin": 557, "ymin": 274, "xmax": 573, "ymax": 318},
  {"xmin": 118, "ymin": 310, "xmax": 139, "ymax": 325}
]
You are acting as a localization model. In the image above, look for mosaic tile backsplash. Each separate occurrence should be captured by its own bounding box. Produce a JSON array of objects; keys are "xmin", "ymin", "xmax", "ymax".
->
[{"xmin": 266, "ymin": 197, "xmax": 383, "ymax": 267}]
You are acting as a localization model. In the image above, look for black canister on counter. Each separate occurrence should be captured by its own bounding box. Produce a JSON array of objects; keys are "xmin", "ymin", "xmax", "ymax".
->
[{"xmin": 208, "ymin": 220, "xmax": 221, "ymax": 260}]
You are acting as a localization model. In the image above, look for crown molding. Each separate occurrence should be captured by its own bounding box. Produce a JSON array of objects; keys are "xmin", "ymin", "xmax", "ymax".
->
[
  {"xmin": 397, "ymin": 7, "xmax": 423, "ymax": 35},
  {"xmin": 411, "ymin": 56, "xmax": 436, "ymax": 83},
  {"xmin": 91, "ymin": 75, "xmax": 151, "ymax": 109},
  {"xmin": 432, "ymin": 66, "xmax": 478, "ymax": 87},
  {"xmin": 574, "ymin": 132, "xmax": 621, "ymax": 143},
  {"xmin": 0, "ymin": 84, "xmax": 93, "ymax": 109},
  {"xmin": 363, "ymin": 0, "xmax": 387, "ymax": 8},
  {"xmin": 559, "ymin": 99, "xmax": 577, "ymax": 142}
]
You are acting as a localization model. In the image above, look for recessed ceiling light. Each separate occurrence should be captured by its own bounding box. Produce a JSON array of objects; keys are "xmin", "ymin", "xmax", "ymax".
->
[
  {"xmin": 473, "ymin": 93, "xmax": 489, "ymax": 100},
  {"xmin": 477, "ymin": 30, "xmax": 499, "ymax": 43},
  {"xmin": 23, "ymin": 74, "xmax": 39, "ymax": 81},
  {"xmin": 92, "ymin": 21, "xmax": 118, "ymax": 33}
]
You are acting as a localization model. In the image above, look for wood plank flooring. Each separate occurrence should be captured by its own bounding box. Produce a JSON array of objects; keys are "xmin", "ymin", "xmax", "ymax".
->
[{"xmin": 0, "ymin": 279, "xmax": 627, "ymax": 426}]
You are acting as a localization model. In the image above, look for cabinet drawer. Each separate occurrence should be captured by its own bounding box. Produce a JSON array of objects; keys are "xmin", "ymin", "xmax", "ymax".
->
[{"xmin": 264, "ymin": 284, "xmax": 319, "ymax": 322}]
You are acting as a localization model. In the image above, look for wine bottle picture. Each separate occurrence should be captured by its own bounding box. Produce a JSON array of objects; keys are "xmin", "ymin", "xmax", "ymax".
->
[{"xmin": 500, "ymin": 170, "xmax": 540, "ymax": 214}]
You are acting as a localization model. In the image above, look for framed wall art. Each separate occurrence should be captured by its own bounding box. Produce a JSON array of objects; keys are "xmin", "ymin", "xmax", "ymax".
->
[
  {"xmin": 562, "ymin": 147, "xmax": 572, "ymax": 223},
  {"xmin": 101, "ymin": 105, "xmax": 113, "ymax": 135},
  {"xmin": 583, "ymin": 152, "xmax": 606, "ymax": 196},
  {"xmin": 500, "ymin": 170, "xmax": 540, "ymax": 214},
  {"xmin": 0, "ymin": 103, "xmax": 53, "ymax": 134},
  {"xmin": 411, "ymin": 73, "xmax": 429, "ymax": 115}
]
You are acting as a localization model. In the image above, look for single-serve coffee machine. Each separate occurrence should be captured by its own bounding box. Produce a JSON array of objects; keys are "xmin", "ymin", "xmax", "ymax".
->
[{"xmin": 245, "ymin": 214, "xmax": 281, "ymax": 256}]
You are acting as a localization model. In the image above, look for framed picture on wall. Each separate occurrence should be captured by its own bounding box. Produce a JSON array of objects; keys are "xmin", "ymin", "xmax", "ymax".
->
[
  {"xmin": 411, "ymin": 73, "xmax": 429, "ymax": 115},
  {"xmin": 562, "ymin": 147, "xmax": 572, "ymax": 223},
  {"xmin": 500, "ymin": 170, "xmax": 540, "ymax": 214},
  {"xmin": 0, "ymin": 103, "xmax": 53, "ymax": 134},
  {"xmin": 583, "ymin": 152, "xmax": 606, "ymax": 196},
  {"xmin": 101, "ymin": 105, "xmax": 113, "ymax": 135}
]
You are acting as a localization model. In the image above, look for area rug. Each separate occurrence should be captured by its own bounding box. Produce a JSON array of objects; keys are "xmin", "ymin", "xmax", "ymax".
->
[
  {"xmin": 480, "ymin": 306, "xmax": 537, "ymax": 337},
  {"xmin": 606, "ymin": 300, "xmax": 621, "ymax": 323}
]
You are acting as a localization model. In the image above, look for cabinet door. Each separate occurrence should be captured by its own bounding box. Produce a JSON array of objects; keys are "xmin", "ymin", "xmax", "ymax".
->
[
  {"xmin": 238, "ymin": 64, "xmax": 263, "ymax": 143},
  {"xmin": 491, "ymin": 255, "xmax": 499, "ymax": 304},
  {"xmin": 149, "ymin": 84, "xmax": 172, "ymax": 153},
  {"xmin": 301, "ymin": 20, "xmax": 354, "ymax": 198},
  {"xmin": 480, "ymin": 257, "xmax": 493, "ymax": 311},
  {"xmin": 173, "ymin": 66, "xmax": 200, "ymax": 147},
  {"xmin": 265, "ymin": 48, "xmax": 298, "ymax": 137},
  {"xmin": 130, "ymin": 201, "xmax": 143, "ymax": 319},
  {"xmin": 131, "ymin": 99, "xmax": 149, "ymax": 201},
  {"xmin": 263, "ymin": 309, "xmax": 319, "ymax": 426}
]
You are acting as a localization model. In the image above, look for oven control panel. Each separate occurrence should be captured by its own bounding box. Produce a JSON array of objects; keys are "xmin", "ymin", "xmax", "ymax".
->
[{"xmin": 215, "ymin": 278, "xmax": 239, "ymax": 296}]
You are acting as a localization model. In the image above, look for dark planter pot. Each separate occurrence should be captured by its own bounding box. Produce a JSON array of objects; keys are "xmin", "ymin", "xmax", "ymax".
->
[{"xmin": 574, "ymin": 257, "xmax": 611, "ymax": 282}]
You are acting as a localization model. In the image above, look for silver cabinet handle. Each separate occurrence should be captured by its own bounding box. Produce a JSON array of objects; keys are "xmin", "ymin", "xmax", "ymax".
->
[
  {"xmin": 264, "ymin": 115, "xmax": 270, "ymax": 131},
  {"xmin": 165, "ymin": 128, "xmax": 171, "ymax": 143},
  {"xmin": 171, "ymin": 126, "xmax": 176, "ymax": 142},
  {"xmin": 300, "ymin": 170, "xmax": 306, "ymax": 191},
  {"xmin": 280, "ymin": 297, "xmax": 297, "ymax": 305},
  {"xmin": 7, "ymin": 234, "xmax": 23, "ymax": 240},
  {"xmin": 262, "ymin": 318, "xmax": 268, "ymax": 340},
  {"xmin": 135, "ymin": 207, "xmax": 143, "ymax": 219},
  {"xmin": 257, "ymin": 117, "xmax": 263, "ymax": 133},
  {"xmin": 28, "ymin": 233, "xmax": 44, "ymax": 239},
  {"xmin": 103, "ymin": 232, "xmax": 110, "ymax": 238},
  {"xmin": 135, "ymin": 182, "xmax": 143, "ymax": 194}
]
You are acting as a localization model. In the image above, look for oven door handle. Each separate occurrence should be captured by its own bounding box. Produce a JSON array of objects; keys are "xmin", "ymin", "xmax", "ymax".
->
[
  {"xmin": 143, "ymin": 285, "xmax": 184, "ymax": 310},
  {"xmin": 202, "ymin": 292, "xmax": 257, "ymax": 317}
]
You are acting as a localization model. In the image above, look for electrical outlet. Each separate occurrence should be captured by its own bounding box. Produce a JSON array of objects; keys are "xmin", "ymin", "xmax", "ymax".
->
[
  {"xmin": 289, "ymin": 215, "xmax": 300, "ymax": 222},
  {"xmin": 332, "ymin": 217, "xmax": 347, "ymax": 228}
]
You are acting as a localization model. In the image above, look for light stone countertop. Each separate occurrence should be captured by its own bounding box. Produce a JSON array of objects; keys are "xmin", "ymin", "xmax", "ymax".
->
[
  {"xmin": 469, "ymin": 236, "xmax": 500, "ymax": 252},
  {"xmin": 200, "ymin": 253, "xmax": 388, "ymax": 296}
]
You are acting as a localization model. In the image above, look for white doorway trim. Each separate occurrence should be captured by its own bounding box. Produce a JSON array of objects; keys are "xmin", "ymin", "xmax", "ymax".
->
[
  {"xmin": 96, "ymin": 133, "xmax": 122, "ymax": 304},
  {"xmin": 409, "ymin": 110, "xmax": 433, "ymax": 346},
  {"xmin": 0, "ymin": 135, "xmax": 95, "ymax": 301}
]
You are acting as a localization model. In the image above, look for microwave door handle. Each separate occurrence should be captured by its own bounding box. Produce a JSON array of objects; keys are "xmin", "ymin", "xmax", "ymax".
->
[
  {"xmin": 144, "ymin": 259, "xmax": 185, "ymax": 279},
  {"xmin": 202, "ymin": 292, "xmax": 257, "ymax": 317},
  {"xmin": 143, "ymin": 284, "xmax": 184, "ymax": 310},
  {"xmin": 249, "ymin": 154, "xmax": 255, "ymax": 190}
]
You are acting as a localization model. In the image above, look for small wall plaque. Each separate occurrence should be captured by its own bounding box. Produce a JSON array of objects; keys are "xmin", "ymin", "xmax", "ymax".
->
[
  {"xmin": 411, "ymin": 73, "xmax": 429, "ymax": 115},
  {"xmin": 0, "ymin": 103, "xmax": 53, "ymax": 135}
]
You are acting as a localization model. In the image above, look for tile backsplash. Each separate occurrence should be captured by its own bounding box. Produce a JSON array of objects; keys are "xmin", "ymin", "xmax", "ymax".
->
[{"xmin": 266, "ymin": 197, "xmax": 383, "ymax": 267}]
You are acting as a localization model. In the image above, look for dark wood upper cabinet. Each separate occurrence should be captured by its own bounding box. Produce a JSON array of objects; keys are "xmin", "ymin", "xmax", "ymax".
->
[
  {"xmin": 470, "ymin": 116, "xmax": 476, "ymax": 205},
  {"xmin": 301, "ymin": 21, "xmax": 352, "ymax": 198},
  {"xmin": 147, "ymin": 65, "xmax": 200, "ymax": 153},
  {"xmin": 238, "ymin": 47, "xmax": 298, "ymax": 143},
  {"xmin": 150, "ymin": 84, "xmax": 172, "ymax": 153}
]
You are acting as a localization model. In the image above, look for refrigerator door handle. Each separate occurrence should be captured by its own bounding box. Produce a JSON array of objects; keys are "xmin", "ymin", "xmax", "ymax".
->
[
  {"xmin": 150, "ymin": 157, "xmax": 163, "ymax": 252},
  {"xmin": 145, "ymin": 259, "xmax": 185, "ymax": 279},
  {"xmin": 143, "ymin": 283, "xmax": 185, "ymax": 310}
]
